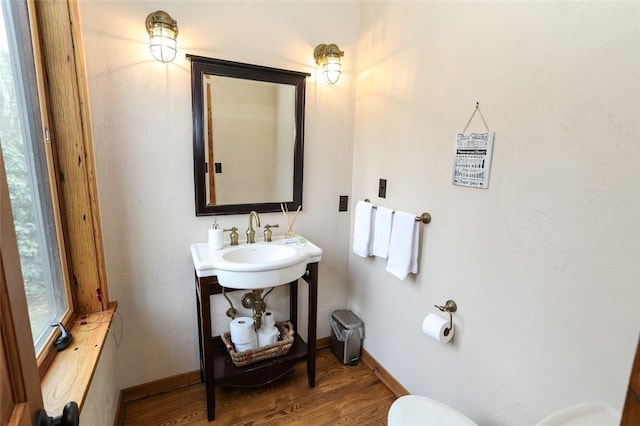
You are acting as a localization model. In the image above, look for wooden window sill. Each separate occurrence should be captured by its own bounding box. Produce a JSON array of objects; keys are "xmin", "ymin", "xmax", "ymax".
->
[{"xmin": 41, "ymin": 302, "xmax": 118, "ymax": 416}]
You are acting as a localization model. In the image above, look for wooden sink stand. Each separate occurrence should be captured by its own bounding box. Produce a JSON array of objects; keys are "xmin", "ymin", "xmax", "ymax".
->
[{"xmin": 194, "ymin": 262, "xmax": 318, "ymax": 421}]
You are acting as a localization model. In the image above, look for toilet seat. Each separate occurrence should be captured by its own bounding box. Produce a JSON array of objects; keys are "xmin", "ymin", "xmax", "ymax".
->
[{"xmin": 388, "ymin": 395, "xmax": 478, "ymax": 426}]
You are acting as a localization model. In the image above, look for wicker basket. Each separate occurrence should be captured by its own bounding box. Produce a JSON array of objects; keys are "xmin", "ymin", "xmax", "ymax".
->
[{"xmin": 221, "ymin": 321, "xmax": 295, "ymax": 367}]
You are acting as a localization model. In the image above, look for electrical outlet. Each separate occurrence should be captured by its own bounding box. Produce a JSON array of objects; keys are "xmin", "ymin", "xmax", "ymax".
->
[
  {"xmin": 339, "ymin": 195, "xmax": 348, "ymax": 212},
  {"xmin": 378, "ymin": 179, "xmax": 387, "ymax": 198}
]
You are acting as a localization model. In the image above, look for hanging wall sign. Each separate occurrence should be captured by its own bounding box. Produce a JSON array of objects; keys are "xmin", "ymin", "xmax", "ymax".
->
[
  {"xmin": 452, "ymin": 132, "xmax": 494, "ymax": 189},
  {"xmin": 452, "ymin": 102, "xmax": 494, "ymax": 189}
]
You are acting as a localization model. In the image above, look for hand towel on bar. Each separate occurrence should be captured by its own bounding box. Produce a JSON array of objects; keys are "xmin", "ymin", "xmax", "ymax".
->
[
  {"xmin": 386, "ymin": 211, "xmax": 419, "ymax": 280},
  {"xmin": 352, "ymin": 200, "xmax": 374, "ymax": 257},
  {"xmin": 372, "ymin": 206, "xmax": 394, "ymax": 258}
]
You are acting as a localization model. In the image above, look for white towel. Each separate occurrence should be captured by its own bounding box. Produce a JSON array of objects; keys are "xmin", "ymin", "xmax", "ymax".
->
[
  {"xmin": 352, "ymin": 201, "xmax": 374, "ymax": 257},
  {"xmin": 372, "ymin": 206, "xmax": 393, "ymax": 258},
  {"xmin": 386, "ymin": 211, "xmax": 419, "ymax": 280}
]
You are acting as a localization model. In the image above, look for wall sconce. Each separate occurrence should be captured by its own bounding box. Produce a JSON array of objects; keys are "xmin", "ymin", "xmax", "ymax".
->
[
  {"xmin": 145, "ymin": 10, "xmax": 178, "ymax": 63},
  {"xmin": 313, "ymin": 43, "xmax": 344, "ymax": 84}
]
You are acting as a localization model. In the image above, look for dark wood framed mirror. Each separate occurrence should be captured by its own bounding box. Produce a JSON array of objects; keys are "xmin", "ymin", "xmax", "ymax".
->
[{"xmin": 188, "ymin": 55, "xmax": 309, "ymax": 216}]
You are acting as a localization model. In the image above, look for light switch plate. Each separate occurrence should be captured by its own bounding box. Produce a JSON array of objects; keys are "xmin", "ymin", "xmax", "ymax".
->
[
  {"xmin": 339, "ymin": 195, "xmax": 348, "ymax": 212},
  {"xmin": 378, "ymin": 179, "xmax": 387, "ymax": 198}
]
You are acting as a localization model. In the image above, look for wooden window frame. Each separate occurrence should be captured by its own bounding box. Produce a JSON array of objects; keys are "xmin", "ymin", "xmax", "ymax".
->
[{"xmin": 22, "ymin": 0, "xmax": 110, "ymax": 376}]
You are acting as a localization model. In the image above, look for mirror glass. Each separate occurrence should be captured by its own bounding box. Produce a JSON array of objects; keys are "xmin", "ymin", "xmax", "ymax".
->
[{"xmin": 188, "ymin": 55, "xmax": 309, "ymax": 215}]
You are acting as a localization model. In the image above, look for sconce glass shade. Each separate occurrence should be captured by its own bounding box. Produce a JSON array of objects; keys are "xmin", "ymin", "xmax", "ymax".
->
[
  {"xmin": 145, "ymin": 10, "xmax": 178, "ymax": 63},
  {"xmin": 314, "ymin": 43, "xmax": 344, "ymax": 84}
]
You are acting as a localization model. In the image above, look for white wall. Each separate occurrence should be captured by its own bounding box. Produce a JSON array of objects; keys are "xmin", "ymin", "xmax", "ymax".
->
[
  {"xmin": 79, "ymin": 334, "xmax": 119, "ymax": 425},
  {"xmin": 76, "ymin": 0, "xmax": 358, "ymax": 391},
  {"xmin": 350, "ymin": 2, "xmax": 640, "ymax": 425}
]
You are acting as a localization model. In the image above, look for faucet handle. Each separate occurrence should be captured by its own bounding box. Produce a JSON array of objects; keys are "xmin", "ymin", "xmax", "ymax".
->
[
  {"xmin": 263, "ymin": 224, "xmax": 279, "ymax": 242},
  {"xmin": 223, "ymin": 227, "xmax": 239, "ymax": 246}
]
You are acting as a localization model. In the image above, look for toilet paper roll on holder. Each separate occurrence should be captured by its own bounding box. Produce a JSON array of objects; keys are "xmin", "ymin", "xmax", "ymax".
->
[{"xmin": 434, "ymin": 300, "xmax": 457, "ymax": 336}]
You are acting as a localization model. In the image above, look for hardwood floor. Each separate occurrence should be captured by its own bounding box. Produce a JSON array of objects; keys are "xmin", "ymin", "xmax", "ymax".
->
[{"xmin": 121, "ymin": 349, "xmax": 396, "ymax": 425}]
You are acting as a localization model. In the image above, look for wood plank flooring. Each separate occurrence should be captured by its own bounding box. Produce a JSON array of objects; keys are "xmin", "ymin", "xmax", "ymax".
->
[{"xmin": 121, "ymin": 349, "xmax": 396, "ymax": 425}]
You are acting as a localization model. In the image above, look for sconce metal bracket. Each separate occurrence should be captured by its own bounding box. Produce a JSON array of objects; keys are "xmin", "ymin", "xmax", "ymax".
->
[{"xmin": 145, "ymin": 10, "xmax": 178, "ymax": 36}]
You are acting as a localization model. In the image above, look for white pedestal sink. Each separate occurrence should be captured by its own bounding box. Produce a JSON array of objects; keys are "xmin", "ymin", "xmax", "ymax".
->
[{"xmin": 190, "ymin": 236, "xmax": 322, "ymax": 289}]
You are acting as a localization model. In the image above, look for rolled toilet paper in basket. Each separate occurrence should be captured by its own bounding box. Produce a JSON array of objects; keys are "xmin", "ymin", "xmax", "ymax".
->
[
  {"xmin": 234, "ymin": 334, "xmax": 258, "ymax": 352},
  {"xmin": 258, "ymin": 326, "xmax": 279, "ymax": 347},
  {"xmin": 258, "ymin": 312, "xmax": 279, "ymax": 347},
  {"xmin": 230, "ymin": 317, "xmax": 256, "ymax": 344},
  {"xmin": 422, "ymin": 313, "xmax": 454, "ymax": 343},
  {"xmin": 262, "ymin": 312, "xmax": 276, "ymax": 328}
]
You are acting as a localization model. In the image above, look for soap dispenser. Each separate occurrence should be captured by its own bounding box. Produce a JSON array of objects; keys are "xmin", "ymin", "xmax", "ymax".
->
[{"xmin": 208, "ymin": 222, "xmax": 224, "ymax": 250}]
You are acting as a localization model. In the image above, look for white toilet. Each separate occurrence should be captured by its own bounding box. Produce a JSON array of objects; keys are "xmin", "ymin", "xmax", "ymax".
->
[
  {"xmin": 534, "ymin": 401, "xmax": 621, "ymax": 426},
  {"xmin": 388, "ymin": 395, "xmax": 478, "ymax": 426},
  {"xmin": 388, "ymin": 397, "xmax": 620, "ymax": 426}
]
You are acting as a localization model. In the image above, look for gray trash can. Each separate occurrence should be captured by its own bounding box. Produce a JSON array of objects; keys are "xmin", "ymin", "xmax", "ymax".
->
[{"xmin": 330, "ymin": 309, "xmax": 365, "ymax": 366}]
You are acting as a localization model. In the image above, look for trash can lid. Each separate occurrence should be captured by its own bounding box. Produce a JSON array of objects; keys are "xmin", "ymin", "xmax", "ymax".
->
[{"xmin": 332, "ymin": 309, "xmax": 364, "ymax": 329}]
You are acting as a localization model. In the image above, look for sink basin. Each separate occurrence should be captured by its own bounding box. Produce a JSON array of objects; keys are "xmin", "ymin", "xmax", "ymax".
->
[
  {"xmin": 190, "ymin": 236, "xmax": 322, "ymax": 289},
  {"xmin": 222, "ymin": 244, "xmax": 299, "ymax": 264}
]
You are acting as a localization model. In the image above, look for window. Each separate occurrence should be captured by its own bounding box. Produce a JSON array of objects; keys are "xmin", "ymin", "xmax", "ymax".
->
[{"xmin": 0, "ymin": 0, "xmax": 70, "ymax": 353}]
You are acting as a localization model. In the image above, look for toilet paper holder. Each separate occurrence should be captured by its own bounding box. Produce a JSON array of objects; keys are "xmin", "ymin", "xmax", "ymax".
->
[{"xmin": 434, "ymin": 300, "xmax": 457, "ymax": 336}]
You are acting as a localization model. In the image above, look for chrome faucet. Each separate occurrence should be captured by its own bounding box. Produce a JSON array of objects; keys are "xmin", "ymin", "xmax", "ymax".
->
[{"xmin": 246, "ymin": 211, "xmax": 261, "ymax": 243}]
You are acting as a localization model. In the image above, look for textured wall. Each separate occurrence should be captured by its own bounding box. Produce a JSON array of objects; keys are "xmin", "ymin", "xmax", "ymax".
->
[
  {"xmin": 76, "ymin": 0, "xmax": 358, "ymax": 390},
  {"xmin": 350, "ymin": 2, "xmax": 640, "ymax": 425},
  {"xmin": 79, "ymin": 335, "xmax": 119, "ymax": 425}
]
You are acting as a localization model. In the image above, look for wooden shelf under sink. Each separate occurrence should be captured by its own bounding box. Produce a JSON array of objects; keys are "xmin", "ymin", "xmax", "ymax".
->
[{"xmin": 209, "ymin": 333, "xmax": 308, "ymax": 387}]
